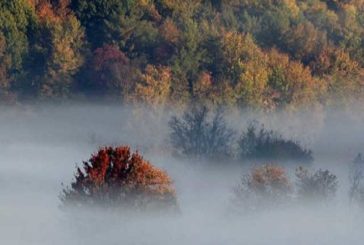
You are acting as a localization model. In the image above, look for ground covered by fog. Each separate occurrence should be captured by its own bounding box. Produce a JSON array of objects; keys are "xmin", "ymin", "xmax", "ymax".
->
[{"xmin": 1, "ymin": 103, "xmax": 364, "ymax": 245}]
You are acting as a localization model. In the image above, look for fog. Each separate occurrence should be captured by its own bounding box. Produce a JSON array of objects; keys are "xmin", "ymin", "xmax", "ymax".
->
[{"xmin": 1, "ymin": 103, "xmax": 364, "ymax": 245}]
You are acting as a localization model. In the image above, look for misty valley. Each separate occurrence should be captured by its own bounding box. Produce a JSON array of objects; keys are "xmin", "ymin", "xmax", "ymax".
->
[
  {"xmin": 2, "ymin": 0, "xmax": 364, "ymax": 243},
  {"xmin": 1, "ymin": 104, "xmax": 364, "ymax": 244}
]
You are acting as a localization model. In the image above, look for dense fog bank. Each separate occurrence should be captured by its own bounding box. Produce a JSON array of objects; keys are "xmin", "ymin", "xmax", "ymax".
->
[{"xmin": 1, "ymin": 104, "xmax": 364, "ymax": 244}]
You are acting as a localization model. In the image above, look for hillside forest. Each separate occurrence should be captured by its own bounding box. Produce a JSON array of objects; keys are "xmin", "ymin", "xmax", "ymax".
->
[{"xmin": 1, "ymin": 0, "xmax": 364, "ymax": 110}]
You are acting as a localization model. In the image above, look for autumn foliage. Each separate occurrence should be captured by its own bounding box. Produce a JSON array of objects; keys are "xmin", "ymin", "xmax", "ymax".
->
[
  {"xmin": 1, "ymin": 0, "xmax": 364, "ymax": 107},
  {"xmin": 61, "ymin": 146, "xmax": 178, "ymax": 211},
  {"xmin": 234, "ymin": 165, "xmax": 292, "ymax": 211},
  {"xmin": 232, "ymin": 164, "xmax": 341, "ymax": 212}
]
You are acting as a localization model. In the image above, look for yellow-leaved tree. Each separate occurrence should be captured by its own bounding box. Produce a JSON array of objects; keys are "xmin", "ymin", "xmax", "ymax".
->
[
  {"xmin": 221, "ymin": 32, "xmax": 269, "ymax": 108},
  {"xmin": 135, "ymin": 65, "xmax": 172, "ymax": 109}
]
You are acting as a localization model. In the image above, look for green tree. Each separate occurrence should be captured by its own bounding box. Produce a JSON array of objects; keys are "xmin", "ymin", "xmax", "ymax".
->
[
  {"xmin": 0, "ymin": 0, "xmax": 36, "ymax": 76},
  {"xmin": 256, "ymin": 5, "xmax": 292, "ymax": 48},
  {"xmin": 170, "ymin": 19, "xmax": 206, "ymax": 103},
  {"xmin": 0, "ymin": 34, "xmax": 12, "ymax": 100},
  {"xmin": 70, "ymin": 0, "xmax": 134, "ymax": 49},
  {"xmin": 22, "ymin": 1, "xmax": 85, "ymax": 98}
]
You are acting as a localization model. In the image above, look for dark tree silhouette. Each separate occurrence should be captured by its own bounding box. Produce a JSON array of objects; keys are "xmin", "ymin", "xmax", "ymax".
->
[
  {"xmin": 239, "ymin": 122, "xmax": 313, "ymax": 164},
  {"xmin": 295, "ymin": 166, "xmax": 338, "ymax": 202},
  {"xmin": 168, "ymin": 106, "xmax": 235, "ymax": 160}
]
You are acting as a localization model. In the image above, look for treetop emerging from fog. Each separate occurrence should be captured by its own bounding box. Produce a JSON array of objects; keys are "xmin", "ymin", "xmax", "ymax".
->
[
  {"xmin": 1, "ymin": 0, "xmax": 363, "ymax": 110},
  {"xmin": 61, "ymin": 146, "xmax": 178, "ymax": 210}
]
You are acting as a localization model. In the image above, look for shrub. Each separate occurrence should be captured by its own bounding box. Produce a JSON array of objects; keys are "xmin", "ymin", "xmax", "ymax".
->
[
  {"xmin": 233, "ymin": 165, "xmax": 292, "ymax": 211},
  {"xmin": 295, "ymin": 166, "xmax": 338, "ymax": 202},
  {"xmin": 239, "ymin": 122, "xmax": 313, "ymax": 164},
  {"xmin": 168, "ymin": 106, "xmax": 235, "ymax": 160},
  {"xmin": 61, "ymin": 146, "xmax": 178, "ymax": 211}
]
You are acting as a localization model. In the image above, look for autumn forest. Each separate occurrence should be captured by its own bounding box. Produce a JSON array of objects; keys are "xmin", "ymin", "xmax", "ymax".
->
[
  {"xmin": 2, "ymin": 1, "xmax": 364, "ymax": 244},
  {"xmin": 1, "ymin": 0, "xmax": 363, "ymax": 110}
]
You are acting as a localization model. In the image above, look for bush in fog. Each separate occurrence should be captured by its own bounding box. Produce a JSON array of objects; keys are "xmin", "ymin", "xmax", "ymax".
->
[
  {"xmin": 168, "ymin": 106, "xmax": 235, "ymax": 160},
  {"xmin": 233, "ymin": 165, "xmax": 292, "ymax": 211},
  {"xmin": 349, "ymin": 153, "xmax": 364, "ymax": 205},
  {"xmin": 61, "ymin": 146, "xmax": 178, "ymax": 211},
  {"xmin": 295, "ymin": 167, "xmax": 338, "ymax": 202},
  {"xmin": 239, "ymin": 123, "xmax": 313, "ymax": 164}
]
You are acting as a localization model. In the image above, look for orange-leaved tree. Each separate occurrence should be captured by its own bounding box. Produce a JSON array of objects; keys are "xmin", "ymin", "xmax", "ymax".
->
[
  {"xmin": 61, "ymin": 146, "xmax": 178, "ymax": 210},
  {"xmin": 233, "ymin": 164, "xmax": 292, "ymax": 212}
]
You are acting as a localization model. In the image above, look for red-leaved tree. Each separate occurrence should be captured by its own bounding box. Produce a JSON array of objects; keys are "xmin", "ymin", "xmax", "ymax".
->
[{"xmin": 61, "ymin": 146, "xmax": 178, "ymax": 211}]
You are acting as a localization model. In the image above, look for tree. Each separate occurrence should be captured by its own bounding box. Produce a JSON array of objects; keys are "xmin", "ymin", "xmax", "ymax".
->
[
  {"xmin": 239, "ymin": 122, "xmax": 313, "ymax": 164},
  {"xmin": 233, "ymin": 164, "xmax": 292, "ymax": 212},
  {"xmin": 169, "ymin": 106, "xmax": 235, "ymax": 160},
  {"xmin": 337, "ymin": 3, "xmax": 364, "ymax": 64},
  {"xmin": 0, "ymin": 0, "xmax": 37, "ymax": 97},
  {"xmin": 326, "ymin": 75, "xmax": 362, "ymax": 107},
  {"xmin": 282, "ymin": 21, "xmax": 327, "ymax": 65},
  {"xmin": 221, "ymin": 32, "xmax": 269, "ymax": 107},
  {"xmin": 154, "ymin": 18, "xmax": 180, "ymax": 64},
  {"xmin": 267, "ymin": 49, "xmax": 326, "ymax": 109},
  {"xmin": 0, "ymin": 34, "xmax": 12, "ymax": 100},
  {"xmin": 301, "ymin": 1, "xmax": 339, "ymax": 38},
  {"xmin": 9, "ymin": 0, "xmax": 86, "ymax": 98},
  {"xmin": 0, "ymin": 0, "xmax": 36, "ymax": 73},
  {"xmin": 171, "ymin": 19, "xmax": 206, "ymax": 99},
  {"xmin": 38, "ymin": 11, "xmax": 85, "ymax": 97},
  {"xmin": 134, "ymin": 64, "xmax": 172, "ymax": 108},
  {"xmin": 295, "ymin": 166, "xmax": 338, "ymax": 202},
  {"xmin": 192, "ymin": 71, "xmax": 214, "ymax": 105},
  {"xmin": 310, "ymin": 46, "xmax": 359, "ymax": 77},
  {"xmin": 155, "ymin": 0, "xmax": 201, "ymax": 19},
  {"xmin": 70, "ymin": 0, "xmax": 134, "ymax": 49},
  {"xmin": 80, "ymin": 44, "xmax": 137, "ymax": 100},
  {"xmin": 256, "ymin": 5, "xmax": 292, "ymax": 48},
  {"xmin": 159, "ymin": 18, "xmax": 180, "ymax": 45},
  {"xmin": 61, "ymin": 146, "xmax": 178, "ymax": 210}
]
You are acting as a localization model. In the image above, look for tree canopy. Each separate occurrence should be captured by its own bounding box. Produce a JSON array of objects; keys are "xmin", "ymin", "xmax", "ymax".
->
[{"xmin": 0, "ymin": 0, "xmax": 363, "ymax": 109}]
